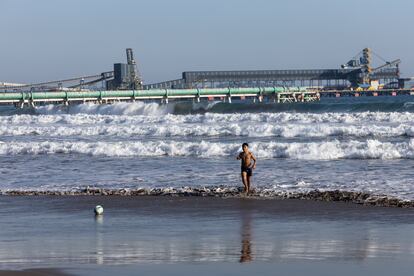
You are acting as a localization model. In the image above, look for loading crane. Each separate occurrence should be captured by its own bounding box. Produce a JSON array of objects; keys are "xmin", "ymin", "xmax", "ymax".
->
[{"xmin": 342, "ymin": 48, "xmax": 401, "ymax": 88}]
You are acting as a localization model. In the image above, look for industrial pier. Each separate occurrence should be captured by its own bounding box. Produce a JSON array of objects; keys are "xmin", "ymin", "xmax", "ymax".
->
[
  {"xmin": 0, "ymin": 48, "xmax": 413, "ymax": 108},
  {"xmin": 0, "ymin": 87, "xmax": 320, "ymax": 108}
]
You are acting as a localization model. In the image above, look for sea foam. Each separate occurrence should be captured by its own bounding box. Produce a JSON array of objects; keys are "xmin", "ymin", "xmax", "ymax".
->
[
  {"xmin": 2, "ymin": 110, "xmax": 414, "ymax": 138},
  {"xmin": 35, "ymin": 101, "xmax": 174, "ymax": 116},
  {"xmin": 1, "ymin": 122, "xmax": 414, "ymax": 138},
  {"xmin": 1, "ymin": 139, "xmax": 414, "ymax": 160}
]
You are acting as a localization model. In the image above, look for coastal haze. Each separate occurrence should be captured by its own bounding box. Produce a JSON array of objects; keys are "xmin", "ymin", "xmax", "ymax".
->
[{"xmin": 0, "ymin": 0, "xmax": 413, "ymax": 84}]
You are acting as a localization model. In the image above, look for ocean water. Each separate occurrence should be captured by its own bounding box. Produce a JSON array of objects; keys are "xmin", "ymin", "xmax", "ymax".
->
[{"xmin": 1, "ymin": 96, "xmax": 414, "ymax": 200}]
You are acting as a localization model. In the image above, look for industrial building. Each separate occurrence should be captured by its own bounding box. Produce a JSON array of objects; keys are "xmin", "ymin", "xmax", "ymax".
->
[{"xmin": 143, "ymin": 48, "xmax": 401, "ymax": 90}]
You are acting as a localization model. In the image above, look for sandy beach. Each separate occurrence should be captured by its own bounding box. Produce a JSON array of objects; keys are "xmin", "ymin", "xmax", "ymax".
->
[
  {"xmin": 0, "ymin": 196, "xmax": 413, "ymax": 275},
  {"xmin": 0, "ymin": 269, "xmax": 68, "ymax": 276}
]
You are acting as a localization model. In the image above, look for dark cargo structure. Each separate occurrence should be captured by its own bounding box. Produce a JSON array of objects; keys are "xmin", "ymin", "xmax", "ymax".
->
[
  {"xmin": 143, "ymin": 48, "xmax": 401, "ymax": 90},
  {"xmin": 143, "ymin": 68, "xmax": 399, "ymax": 90}
]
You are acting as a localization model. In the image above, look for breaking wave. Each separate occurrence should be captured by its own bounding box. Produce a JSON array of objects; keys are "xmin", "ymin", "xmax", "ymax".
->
[
  {"xmin": 2, "ymin": 121, "xmax": 414, "ymax": 138},
  {"xmin": 2, "ymin": 111, "xmax": 414, "ymax": 125},
  {"xmin": 1, "ymin": 139, "xmax": 414, "ymax": 160},
  {"xmin": 2, "ymin": 110, "xmax": 414, "ymax": 139},
  {"xmin": 35, "ymin": 101, "xmax": 175, "ymax": 116}
]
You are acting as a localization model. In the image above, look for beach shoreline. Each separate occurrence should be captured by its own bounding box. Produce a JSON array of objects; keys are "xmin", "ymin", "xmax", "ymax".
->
[{"xmin": 1, "ymin": 187, "xmax": 413, "ymax": 208}]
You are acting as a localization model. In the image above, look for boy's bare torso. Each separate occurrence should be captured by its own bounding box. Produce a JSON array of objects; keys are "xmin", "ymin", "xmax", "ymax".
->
[{"xmin": 239, "ymin": 151, "xmax": 253, "ymax": 169}]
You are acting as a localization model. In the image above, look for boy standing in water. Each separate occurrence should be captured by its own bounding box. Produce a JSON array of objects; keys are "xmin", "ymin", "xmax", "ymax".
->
[{"xmin": 237, "ymin": 143, "xmax": 257, "ymax": 195}]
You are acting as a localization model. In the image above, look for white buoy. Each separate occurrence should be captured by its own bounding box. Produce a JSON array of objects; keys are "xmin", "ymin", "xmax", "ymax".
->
[{"xmin": 94, "ymin": 205, "xmax": 104, "ymax": 215}]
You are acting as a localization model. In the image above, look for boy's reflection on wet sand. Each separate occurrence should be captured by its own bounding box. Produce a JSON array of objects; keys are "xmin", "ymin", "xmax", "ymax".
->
[{"xmin": 240, "ymin": 213, "xmax": 252, "ymax": 263}]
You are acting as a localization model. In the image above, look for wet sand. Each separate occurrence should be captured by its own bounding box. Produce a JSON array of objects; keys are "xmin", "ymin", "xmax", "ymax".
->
[
  {"xmin": 0, "ymin": 269, "xmax": 68, "ymax": 276},
  {"xmin": 0, "ymin": 196, "xmax": 413, "ymax": 275}
]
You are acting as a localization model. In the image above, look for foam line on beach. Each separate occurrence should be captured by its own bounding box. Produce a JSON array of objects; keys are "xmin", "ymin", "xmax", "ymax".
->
[{"xmin": 1, "ymin": 187, "xmax": 413, "ymax": 208}]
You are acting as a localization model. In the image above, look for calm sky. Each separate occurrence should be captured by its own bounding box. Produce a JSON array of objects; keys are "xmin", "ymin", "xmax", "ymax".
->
[{"xmin": 1, "ymin": 0, "xmax": 413, "ymax": 84}]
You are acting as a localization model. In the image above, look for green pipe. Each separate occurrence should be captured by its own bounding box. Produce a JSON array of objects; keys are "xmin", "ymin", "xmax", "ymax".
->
[
  {"xmin": 0, "ymin": 92, "xmax": 24, "ymax": 101},
  {"xmin": 31, "ymin": 92, "xmax": 67, "ymax": 100},
  {"xmin": 0, "ymin": 87, "xmax": 309, "ymax": 102}
]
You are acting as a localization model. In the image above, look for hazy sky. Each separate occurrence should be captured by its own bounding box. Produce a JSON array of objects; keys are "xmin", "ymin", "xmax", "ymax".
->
[{"xmin": 1, "ymin": 0, "xmax": 413, "ymax": 84}]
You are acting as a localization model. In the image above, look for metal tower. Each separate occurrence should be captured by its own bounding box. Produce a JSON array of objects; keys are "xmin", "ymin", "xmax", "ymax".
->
[{"xmin": 126, "ymin": 48, "xmax": 142, "ymax": 89}]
